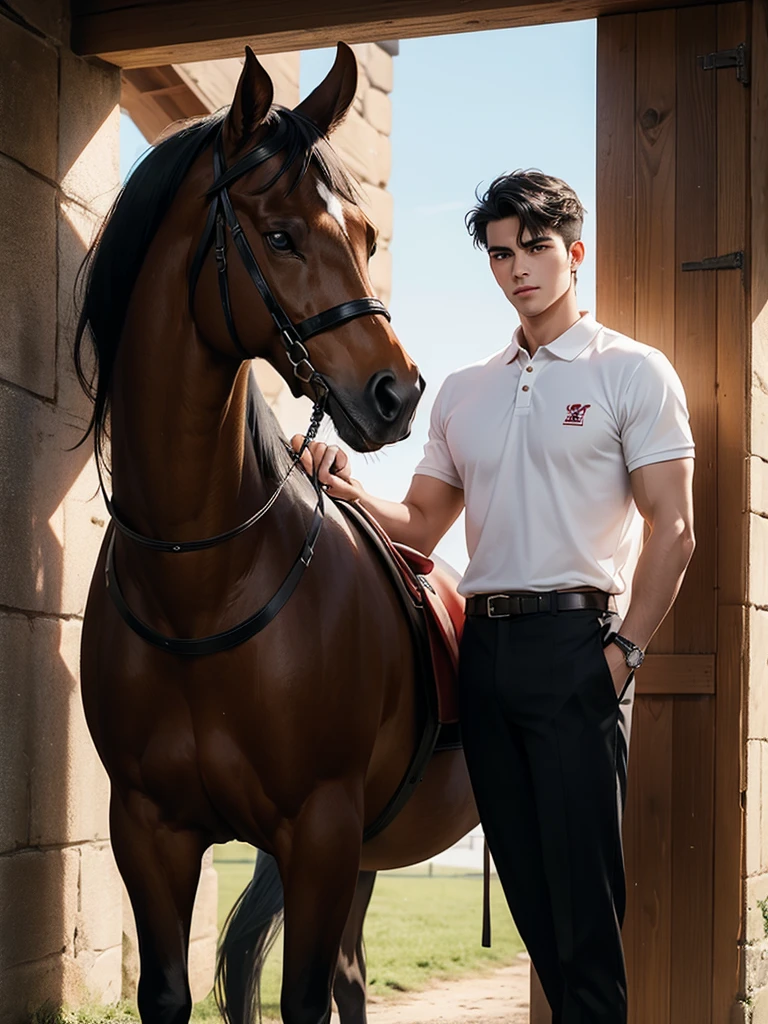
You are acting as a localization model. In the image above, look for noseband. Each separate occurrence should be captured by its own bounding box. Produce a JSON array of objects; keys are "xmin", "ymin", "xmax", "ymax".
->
[{"xmin": 104, "ymin": 118, "xmax": 391, "ymax": 656}]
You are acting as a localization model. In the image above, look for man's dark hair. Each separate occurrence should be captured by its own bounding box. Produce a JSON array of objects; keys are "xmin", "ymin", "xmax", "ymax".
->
[{"xmin": 466, "ymin": 170, "xmax": 585, "ymax": 251}]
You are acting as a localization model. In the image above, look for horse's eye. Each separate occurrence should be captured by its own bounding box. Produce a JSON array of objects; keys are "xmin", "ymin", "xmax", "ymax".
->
[
  {"xmin": 265, "ymin": 231, "xmax": 293, "ymax": 253},
  {"xmin": 369, "ymin": 242, "xmax": 378, "ymax": 259}
]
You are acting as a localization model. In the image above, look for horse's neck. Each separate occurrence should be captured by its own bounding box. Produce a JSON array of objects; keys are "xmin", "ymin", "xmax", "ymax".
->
[{"xmin": 109, "ymin": 300, "xmax": 265, "ymax": 546}]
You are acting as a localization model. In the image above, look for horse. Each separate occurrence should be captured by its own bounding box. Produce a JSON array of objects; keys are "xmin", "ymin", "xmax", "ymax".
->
[{"xmin": 75, "ymin": 43, "xmax": 478, "ymax": 1024}]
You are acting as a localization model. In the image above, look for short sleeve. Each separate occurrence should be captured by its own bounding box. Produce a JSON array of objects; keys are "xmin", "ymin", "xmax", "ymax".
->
[
  {"xmin": 414, "ymin": 381, "xmax": 463, "ymax": 489},
  {"xmin": 619, "ymin": 351, "xmax": 695, "ymax": 473}
]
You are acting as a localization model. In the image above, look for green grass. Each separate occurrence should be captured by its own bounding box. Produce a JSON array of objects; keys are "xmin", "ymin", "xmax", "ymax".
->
[
  {"xmin": 41, "ymin": 844, "xmax": 524, "ymax": 1024},
  {"xmin": 194, "ymin": 844, "xmax": 524, "ymax": 1021}
]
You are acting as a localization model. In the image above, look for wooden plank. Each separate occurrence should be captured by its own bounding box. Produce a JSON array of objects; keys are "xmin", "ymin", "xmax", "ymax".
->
[
  {"xmin": 623, "ymin": 697, "xmax": 674, "ymax": 1024},
  {"xmin": 596, "ymin": 14, "xmax": 636, "ymax": 339},
  {"xmin": 70, "ymin": 0, "xmax": 745, "ymax": 68},
  {"xmin": 634, "ymin": 9, "xmax": 677, "ymax": 656},
  {"xmin": 711, "ymin": 4, "xmax": 750, "ymax": 1015},
  {"xmin": 670, "ymin": 696, "xmax": 715, "ymax": 1024},
  {"xmin": 636, "ymin": 654, "xmax": 715, "ymax": 695},
  {"xmin": 672, "ymin": 6, "xmax": 718, "ymax": 657}
]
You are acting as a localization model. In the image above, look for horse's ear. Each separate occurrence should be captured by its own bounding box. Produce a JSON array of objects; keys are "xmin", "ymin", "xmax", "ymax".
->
[
  {"xmin": 223, "ymin": 47, "xmax": 274, "ymax": 154},
  {"xmin": 294, "ymin": 42, "xmax": 357, "ymax": 136}
]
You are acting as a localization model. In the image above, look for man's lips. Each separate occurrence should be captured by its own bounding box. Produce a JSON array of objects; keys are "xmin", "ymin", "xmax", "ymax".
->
[{"xmin": 514, "ymin": 286, "xmax": 539, "ymax": 296}]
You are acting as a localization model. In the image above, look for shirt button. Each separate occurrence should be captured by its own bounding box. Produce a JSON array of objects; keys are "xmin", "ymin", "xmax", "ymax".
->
[
  {"xmin": 526, "ymin": 366, "xmax": 533, "ymax": 373},
  {"xmin": 522, "ymin": 385, "xmax": 530, "ymax": 392}
]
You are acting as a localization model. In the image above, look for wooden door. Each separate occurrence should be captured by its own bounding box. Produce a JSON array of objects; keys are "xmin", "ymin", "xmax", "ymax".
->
[{"xmin": 595, "ymin": 5, "xmax": 749, "ymax": 1021}]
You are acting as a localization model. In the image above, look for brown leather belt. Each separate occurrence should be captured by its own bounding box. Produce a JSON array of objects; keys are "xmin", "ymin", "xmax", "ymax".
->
[{"xmin": 465, "ymin": 590, "xmax": 612, "ymax": 618}]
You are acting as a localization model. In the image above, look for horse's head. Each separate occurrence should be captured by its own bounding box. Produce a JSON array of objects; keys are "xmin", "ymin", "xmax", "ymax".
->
[{"xmin": 190, "ymin": 44, "xmax": 423, "ymax": 452}]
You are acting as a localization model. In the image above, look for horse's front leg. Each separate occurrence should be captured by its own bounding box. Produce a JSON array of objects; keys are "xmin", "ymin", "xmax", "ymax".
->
[
  {"xmin": 110, "ymin": 790, "xmax": 207, "ymax": 1024},
  {"xmin": 278, "ymin": 783, "xmax": 364, "ymax": 1024},
  {"xmin": 333, "ymin": 870, "xmax": 377, "ymax": 1024}
]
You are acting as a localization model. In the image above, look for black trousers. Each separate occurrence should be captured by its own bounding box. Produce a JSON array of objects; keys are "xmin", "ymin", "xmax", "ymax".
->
[{"xmin": 458, "ymin": 607, "xmax": 635, "ymax": 1024}]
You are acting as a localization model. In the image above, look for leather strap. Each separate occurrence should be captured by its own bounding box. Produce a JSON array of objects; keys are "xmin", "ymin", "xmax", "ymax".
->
[
  {"xmin": 465, "ymin": 590, "xmax": 611, "ymax": 618},
  {"xmin": 105, "ymin": 487, "xmax": 324, "ymax": 657}
]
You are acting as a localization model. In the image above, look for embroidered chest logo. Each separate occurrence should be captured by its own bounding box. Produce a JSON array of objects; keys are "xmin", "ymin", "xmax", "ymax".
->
[{"xmin": 563, "ymin": 403, "xmax": 591, "ymax": 426}]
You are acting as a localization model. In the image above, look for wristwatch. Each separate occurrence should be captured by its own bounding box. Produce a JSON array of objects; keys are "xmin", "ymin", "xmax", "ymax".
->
[{"xmin": 609, "ymin": 633, "xmax": 645, "ymax": 670}]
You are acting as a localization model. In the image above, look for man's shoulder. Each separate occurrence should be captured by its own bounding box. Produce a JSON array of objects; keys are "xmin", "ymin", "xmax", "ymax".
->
[
  {"xmin": 595, "ymin": 323, "xmax": 659, "ymax": 361},
  {"xmin": 593, "ymin": 324, "xmax": 675, "ymax": 380},
  {"xmin": 438, "ymin": 347, "xmax": 508, "ymax": 398}
]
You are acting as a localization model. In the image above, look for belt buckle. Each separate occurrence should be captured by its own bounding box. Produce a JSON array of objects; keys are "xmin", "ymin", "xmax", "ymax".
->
[{"xmin": 486, "ymin": 594, "xmax": 510, "ymax": 618}]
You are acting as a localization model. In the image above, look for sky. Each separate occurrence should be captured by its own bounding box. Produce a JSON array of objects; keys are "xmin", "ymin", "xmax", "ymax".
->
[{"xmin": 120, "ymin": 21, "xmax": 597, "ymax": 572}]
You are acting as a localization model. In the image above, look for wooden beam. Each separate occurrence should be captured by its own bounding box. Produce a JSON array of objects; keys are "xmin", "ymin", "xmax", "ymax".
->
[
  {"xmin": 71, "ymin": 0, "xmax": 740, "ymax": 68},
  {"xmin": 635, "ymin": 655, "xmax": 715, "ymax": 696}
]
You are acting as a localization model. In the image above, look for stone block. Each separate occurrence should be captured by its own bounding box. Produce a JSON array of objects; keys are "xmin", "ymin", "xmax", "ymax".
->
[
  {"xmin": 56, "ymin": 197, "xmax": 103, "ymax": 422},
  {"xmin": 749, "ymin": 608, "xmax": 768, "ymax": 741},
  {"xmin": 751, "ymin": 513, "xmax": 768, "ymax": 610},
  {"xmin": 359, "ymin": 184, "xmax": 393, "ymax": 243},
  {"xmin": 351, "ymin": 43, "xmax": 393, "ymax": 94},
  {"xmin": 0, "ymin": 156, "xmax": 57, "ymax": 398},
  {"xmin": 76, "ymin": 844, "xmax": 123, "ymax": 954},
  {"xmin": 0, "ymin": 381, "xmax": 108, "ymax": 614},
  {"xmin": 28, "ymin": 618, "xmax": 111, "ymax": 847},
  {"xmin": 753, "ymin": 985, "xmax": 768, "ymax": 1024},
  {"xmin": 2, "ymin": 0, "xmax": 67, "ymax": 42},
  {"xmin": 122, "ymin": 885, "xmax": 139, "ymax": 1000},
  {"xmin": 0, "ymin": 614, "xmax": 32, "ymax": 854},
  {"xmin": 748, "ymin": 740, "xmax": 765, "ymax": 877},
  {"xmin": 260, "ymin": 51, "xmax": 301, "ymax": 108},
  {"xmin": 58, "ymin": 49, "xmax": 121, "ymax": 218},
  {"xmin": 0, "ymin": 848, "xmax": 78, "ymax": 969},
  {"xmin": 747, "ymin": 943, "xmax": 768, "ymax": 995},
  {"xmin": 190, "ymin": 862, "xmax": 218, "ymax": 943},
  {"xmin": 78, "ymin": 945, "xmax": 122, "ymax": 1004},
  {"xmin": 753, "ymin": 456, "xmax": 768, "ymax": 517},
  {"xmin": 363, "ymin": 87, "xmax": 392, "ymax": 136},
  {"xmin": 189, "ymin": 933, "xmax": 217, "ymax": 1003},
  {"xmin": 0, "ymin": 18, "xmax": 58, "ymax": 179},
  {"xmin": 753, "ymin": 380, "xmax": 768, "ymax": 463},
  {"xmin": 369, "ymin": 246, "xmax": 392, "ymax": 305},
  {"xmin": 333, "ymin": 110, "xmax": 391, "ymax": 189},
  {"xmin": 748, "ymin": 874, "xmax": 768, "ymax": 944}
]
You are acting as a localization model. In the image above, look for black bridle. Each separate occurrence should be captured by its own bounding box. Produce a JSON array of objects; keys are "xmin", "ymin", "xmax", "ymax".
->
[{"xmin": 104, "ymin": 119, "xmax": 392, "ymax": 655}]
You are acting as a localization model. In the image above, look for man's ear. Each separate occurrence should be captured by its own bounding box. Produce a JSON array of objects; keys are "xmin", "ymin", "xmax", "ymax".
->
[
  {"xmin": 569, "ymin": 239, "xmax": 586, "ymax": 272},
  {"xmin": 222, "ymin": 47, "xmax": 274, "ymax": 156},
  {"xmin": 294, "ymin": 41, "xmax": 357, "ymax": 136}
]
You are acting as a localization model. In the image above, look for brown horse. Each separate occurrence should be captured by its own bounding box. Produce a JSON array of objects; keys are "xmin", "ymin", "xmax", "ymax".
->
[{"xmin": 75, "ymin": 44, "xmax": 477, "ymax": 1024}]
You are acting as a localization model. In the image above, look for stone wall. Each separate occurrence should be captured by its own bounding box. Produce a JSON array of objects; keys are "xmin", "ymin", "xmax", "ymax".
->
[{"xmin": 0, "ymin": 2, "xmax": 124, "ymax": 1020}]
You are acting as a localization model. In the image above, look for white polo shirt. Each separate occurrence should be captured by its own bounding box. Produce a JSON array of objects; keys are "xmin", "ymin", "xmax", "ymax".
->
[{"xmin": 414, "ymin": 313, "xmax": 695, "ymax": 598}]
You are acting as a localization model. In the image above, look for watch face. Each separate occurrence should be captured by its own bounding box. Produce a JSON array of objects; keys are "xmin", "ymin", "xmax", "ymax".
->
[{"xmin": 627, "ymin": 648, "xmax": 644, "ymax": 669}]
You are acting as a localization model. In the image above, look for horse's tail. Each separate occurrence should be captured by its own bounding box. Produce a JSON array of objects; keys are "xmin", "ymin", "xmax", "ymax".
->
[{"xmin": 215, "ymin": 850, "xmax": 285, "ymax": 1024}]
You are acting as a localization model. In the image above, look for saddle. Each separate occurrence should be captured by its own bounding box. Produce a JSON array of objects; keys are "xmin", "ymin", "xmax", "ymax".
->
[
  {"xmin": 335, "ymin": 499, "xmax": 464, "ymax": 723},
  {"xmin": 333, "ymin": 499, "xmax": 465, "ymax": 843}
]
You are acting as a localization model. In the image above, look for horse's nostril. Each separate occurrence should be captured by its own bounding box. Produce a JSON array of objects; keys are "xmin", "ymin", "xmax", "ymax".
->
[{"xmin": 367, "ymin": 371, "xmax": 403, "ymax": 423}]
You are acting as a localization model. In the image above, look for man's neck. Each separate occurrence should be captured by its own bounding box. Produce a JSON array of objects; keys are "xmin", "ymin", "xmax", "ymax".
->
[{"xmin": 518, "ymin": 291, "xmax": 582, "ymax": 357}]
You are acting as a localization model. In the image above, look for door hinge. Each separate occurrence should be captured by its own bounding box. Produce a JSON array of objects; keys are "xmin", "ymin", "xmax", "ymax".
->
[
  {"xmin": 697, "ymin": 42, "xmax": 749, "ymax": 85},
  {"xmin": 681, "ymin": 251, "xmax": 744, "ymax": 272}
]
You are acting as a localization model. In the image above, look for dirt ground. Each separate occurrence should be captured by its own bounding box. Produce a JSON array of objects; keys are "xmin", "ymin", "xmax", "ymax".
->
[{"xmin": 359, "ymin": 953, "xmax": 531, "ymax": 1024}]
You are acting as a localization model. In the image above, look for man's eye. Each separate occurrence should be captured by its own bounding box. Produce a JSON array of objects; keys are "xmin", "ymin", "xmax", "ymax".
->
[{"xmin": 265, "ymin": 231, "xmax": 294, "ymax": 253}]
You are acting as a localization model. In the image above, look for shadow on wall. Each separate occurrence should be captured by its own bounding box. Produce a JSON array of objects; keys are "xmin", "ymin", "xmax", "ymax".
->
[{"xmin": 0, "ymin": 36, "xmax": 122, "ymax": 1021}]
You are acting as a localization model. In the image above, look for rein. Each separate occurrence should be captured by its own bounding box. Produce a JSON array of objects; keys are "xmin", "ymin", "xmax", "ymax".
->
[{"xmin": 103, "ymin": 119, "xmax": 391, "ymax": 655}]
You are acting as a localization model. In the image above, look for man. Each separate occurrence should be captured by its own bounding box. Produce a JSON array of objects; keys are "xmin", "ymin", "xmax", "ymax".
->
[{"xmin": 294, "ymin": 170, "xmax": 695, "ymax": 1022}]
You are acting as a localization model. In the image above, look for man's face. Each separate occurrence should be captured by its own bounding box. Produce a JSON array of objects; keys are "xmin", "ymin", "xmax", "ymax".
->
[{"xmin": 485, "ymin": 216, "xmax": 583, "ymax": 317}]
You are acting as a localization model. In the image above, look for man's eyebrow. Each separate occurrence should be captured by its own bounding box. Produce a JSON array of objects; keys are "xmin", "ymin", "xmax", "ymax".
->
[
  {"xmin": 486, "ymin": 235, "xmax": 553, "ymax": 255},
  {"xmin": 520, "ymin": 235, "xmax": 553, "ymax": 248}
]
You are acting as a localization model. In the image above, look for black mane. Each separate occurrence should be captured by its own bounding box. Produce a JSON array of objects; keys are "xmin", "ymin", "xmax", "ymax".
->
[{"xmin": 73, "ymin": 106, "xmax": 357, "ymax": 481}]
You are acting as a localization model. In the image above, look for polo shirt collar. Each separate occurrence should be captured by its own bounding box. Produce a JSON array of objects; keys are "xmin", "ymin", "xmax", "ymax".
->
[{"xmin": 506, "ymin": 311, "xmax": 601, "ymax": 363}]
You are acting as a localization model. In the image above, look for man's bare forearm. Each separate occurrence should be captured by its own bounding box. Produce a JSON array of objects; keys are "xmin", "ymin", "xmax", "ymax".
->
[
  {"xmin": 619, "ymin": 525, "xmax": 696, "ymax": 650},
  {"xmin": 353, "ymin": 483, "xmax": 431, "ymax": 551}
]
